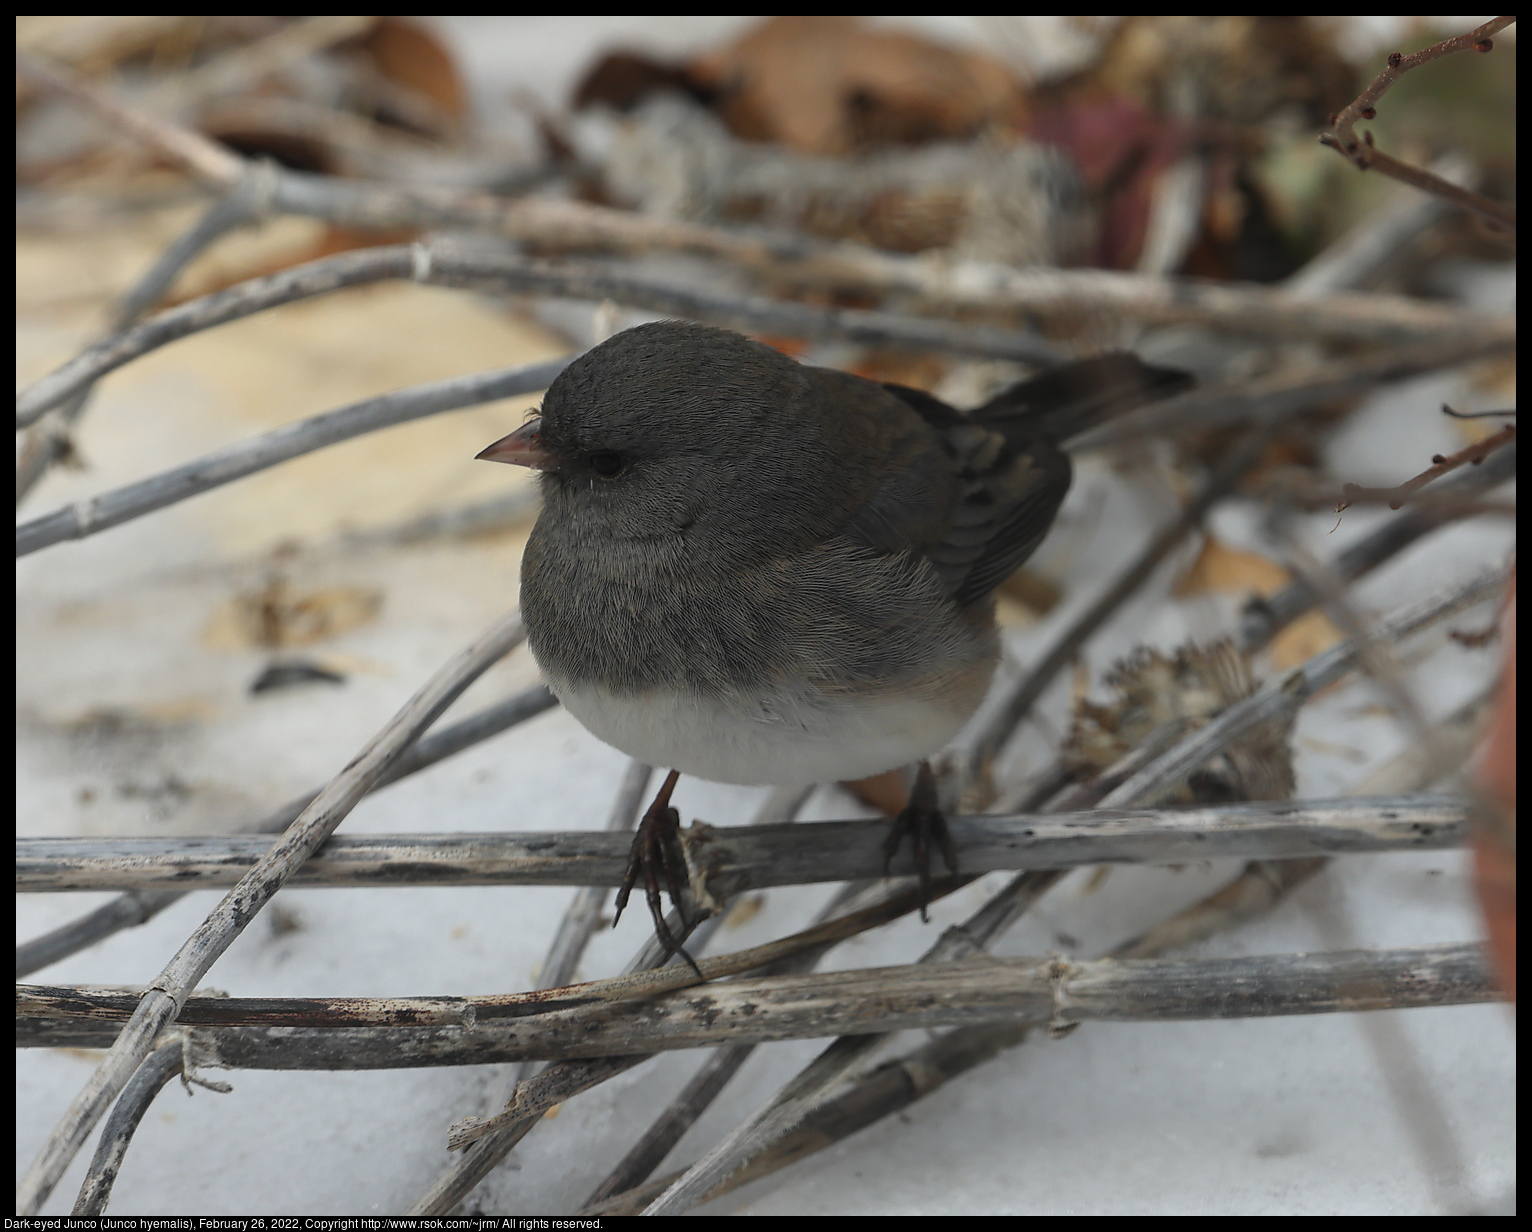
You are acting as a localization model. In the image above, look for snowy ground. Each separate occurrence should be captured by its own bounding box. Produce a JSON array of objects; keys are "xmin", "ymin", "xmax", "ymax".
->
[{"xmin": 17, "ymin": 16, "xmax": 1515, "ymax": 1217}]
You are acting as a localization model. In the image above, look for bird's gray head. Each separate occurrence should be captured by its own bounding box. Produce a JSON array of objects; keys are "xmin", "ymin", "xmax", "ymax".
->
[{"xmin": 497, "ymin": 321, "xmax": 870, "ymax": 562}]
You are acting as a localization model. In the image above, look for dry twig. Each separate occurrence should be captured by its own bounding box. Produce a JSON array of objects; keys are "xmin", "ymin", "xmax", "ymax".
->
[
  {"xmin": 1238, "ymin": 441, "xmax": 1516, "ymax": 653},
  {"xmin": 71, "ymin": 1039, "xmax": 185, "ymax": 1217},
  {"xmin": 19, "ymin": 945, "xmax": 1497, "ymax": 1064},
  {"xmin": 1320, "ymin": 17, "xmax": 1516, "ymax": 231},
  {"xmin": 16, "ymin": 162, "xmax": 281, "ymax": 504},
  {"xmin": 1337, "ymin": 424, "xmax": 1516, "ymax": 513},
  {"xmin": 16, "ymin": 795, "xmax": 1468, "ymax": 895}
]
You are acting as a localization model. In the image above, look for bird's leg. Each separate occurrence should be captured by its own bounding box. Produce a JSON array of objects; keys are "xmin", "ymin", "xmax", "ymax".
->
[
  {"xmin": 613, "ymin": 769, "xmax": 703, "ymax": 976},
  {"xmin": 882, "ymin": 760, "xmax": 960, "ymax": 922}
]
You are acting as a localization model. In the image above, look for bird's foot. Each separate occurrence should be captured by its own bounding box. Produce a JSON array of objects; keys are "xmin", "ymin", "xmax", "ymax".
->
[
  {"xmin": 613, "ymin": 769, "xmax": 703, "ymax": 977},
  {"xmin": 882, "ymin": 760, "xmax": 959, "ymax": 922}
]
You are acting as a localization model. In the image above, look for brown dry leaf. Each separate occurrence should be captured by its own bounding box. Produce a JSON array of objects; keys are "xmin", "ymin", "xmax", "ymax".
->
[
  {"xmin": 841, "ymin": 766, "xmax": 910, "ymax": 817},
  {"xmin": 357, "ymin": 16, "xmax": 467, "ymax": 122},
  {"xmin": 204, "ymin": 581, "xmax": 383, "ymax": 651},
  {"xmin": 1172, "ymin": 536, "xmax": 1289, "ymax": 598},
  {"xmin": 1267, "ymin": 610, "xmax": 1343, "ymax": 671},
  {"xmin": 572, "ymin": 50, "xmax": 701, "ymax": 112},
  {"xmin": 689, "ymin": 16, "xmax": 1027, "ymax": 155},
  {"xmin": 723, "ymin": 894, "xmax": 767, "ymax": 930},
  {"xmin": 750, "ymin": 335, "xmax": 812, "ymax": 360},
  {"xmin": 847, "ymin": 350, "xmax": 948, "ymax": 391},
  {"xmin": 1173, "ymin": 538, "xmax": 1344, "ymax": 669},
  {"xmin": 998, "ymin": 567, "xmax": 1063, "ymax": 619}
]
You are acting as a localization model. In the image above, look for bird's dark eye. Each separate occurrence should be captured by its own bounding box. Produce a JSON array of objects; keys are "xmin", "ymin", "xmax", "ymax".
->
[{"xmin": 588, "ymin": 451, "xmax": 626, "ymax": 478}]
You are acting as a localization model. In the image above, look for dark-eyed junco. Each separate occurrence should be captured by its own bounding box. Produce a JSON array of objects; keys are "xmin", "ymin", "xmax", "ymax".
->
[{"xmin": 479, "ymin": 322, "xmax": 1190, "ymax": 957}]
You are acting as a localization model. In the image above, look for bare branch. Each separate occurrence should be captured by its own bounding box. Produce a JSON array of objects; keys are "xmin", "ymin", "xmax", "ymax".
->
[
  {"xmin": 17, "ymin": 358, "xmax": 570, "ymax": 557},
  {"xmin": 1320, "ymin": 17, "xmax": 1517, "ymax": 230},
  {"xmin": 17, "ymin": 163, "xmax": 282, "ymax": 505},
  {"xmin": 71, "ymin": 1040, "xmax": 185, "ymax": 1216},
  {"xmin": 14, "ymin": 243, "xmax": 1063, "ymax": 432},
  {"xmin": 15, "ymin": 49, "xmax": 246, "ymax": 185},
  {"xmin": 1338, "ymin": 424, "xmax": 1516, "ymax": 512},
  {"xmin": 18, "ymin": 945, "xmax": 1500, "ymax": 1063},
  {"xmin": 16, "ymin": 795, "xmax": 1468, "ymax": 895},
  {"xmin": 1238, "ymin": 442, "xmax": 1517, "ymax": 654}
]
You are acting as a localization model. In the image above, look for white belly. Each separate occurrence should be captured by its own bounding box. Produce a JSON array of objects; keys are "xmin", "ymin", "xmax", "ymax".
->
[{"xmin": 549, "ymin": 673, "xmax": 982, "ymax": 786}]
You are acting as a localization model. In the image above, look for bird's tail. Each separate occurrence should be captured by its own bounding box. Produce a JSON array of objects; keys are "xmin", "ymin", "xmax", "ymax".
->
[{"xmin": 973, "ymin": 352, "xmax": 1193, "ymax": 445}]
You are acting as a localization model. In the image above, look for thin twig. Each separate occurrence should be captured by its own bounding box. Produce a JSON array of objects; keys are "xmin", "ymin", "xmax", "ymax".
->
[
  {"xmin": 1237, "ymin": 441, "xmax": 1516, "ymax": 654},
  {"xmin": 71, "ymin": 1039, "xmax": 185, "ymax": 1217},
  {"xmin": 18, "ymin": 945, "xmax": 1499, "ymax": 1063},
  {"xmin": 14, "ymin": 242, "xmax": 1064, "ymax": 433},
  {"xmin": 17, "ymin": 683, "xmax": 558, "ymax": 978},
  {"xmin": 1320, "ymin": 17, "xmax": 1517, "ymax": 231},
  {"xmin": 16, "ymin": 794, "xmax": 1469, "ymax": 894},
  {"xmin": 1441, "ymin": 405, "xmax": 1517, "ymax": 420},
  {"xmin": 1071, "ymin": 340, "xmax": 1515, "ymax": 452},
  {"xmin": 16, "ymin": 611, "xmax": 527, "ymax": 1215},
  {"xmin": 14, "ymin": 49, "xmax": 246, "ymax": 184},
  {"xmin": 17, "ymin": 355, "xmax": 571, "ymax": 557},
  {"xmin": 17, "ymin": 161, "xmax": 281, "ymax": 505},
  {"xmin": 1338, "ymin": 424, "xmax": 1516, "ymax": 512}
]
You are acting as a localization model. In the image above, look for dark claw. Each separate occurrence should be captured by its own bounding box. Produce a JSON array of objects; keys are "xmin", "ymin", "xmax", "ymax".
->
[
  {"xmin": 883, "ymin": 761, "xmax": 959, "ymax": 923},
  {"xmin": 614, "ymin": 770, "xmax": 704, "ymax": 978}
]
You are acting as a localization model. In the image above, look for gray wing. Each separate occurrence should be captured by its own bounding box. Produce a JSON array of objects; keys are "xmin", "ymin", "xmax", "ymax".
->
[
  {"xmin": 833, "ymin": 354, "xmax": 1188, "ymax": 610},
  {"xmin": 837, "ymin": 378, "xmax": 1073, "ymax": 609},
  {"xmin": 878, "ymin": 354, "xmax": 1192, "ymax": 605}
]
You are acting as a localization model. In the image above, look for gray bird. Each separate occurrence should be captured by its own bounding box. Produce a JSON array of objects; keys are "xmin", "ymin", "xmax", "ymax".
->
[{"xmin": 479, "ymin": 321, "xmax": 1190, "ymax": 960}]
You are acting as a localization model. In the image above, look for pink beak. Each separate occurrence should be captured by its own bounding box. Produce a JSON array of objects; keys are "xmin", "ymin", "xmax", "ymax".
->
[{"xmin": 476, "ymin": 417, "xmax": 554, "ymax": 469}]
